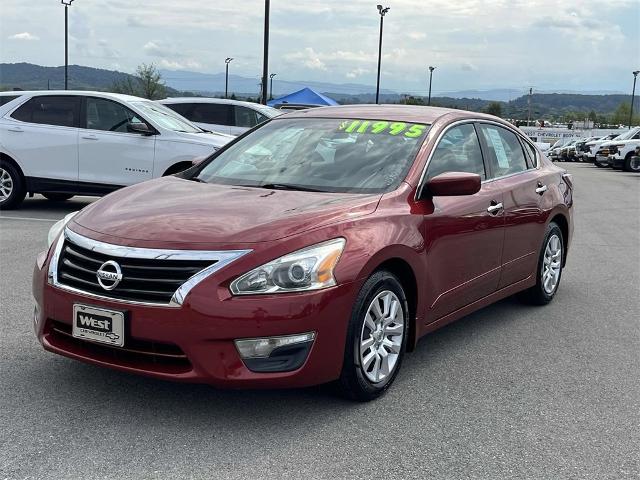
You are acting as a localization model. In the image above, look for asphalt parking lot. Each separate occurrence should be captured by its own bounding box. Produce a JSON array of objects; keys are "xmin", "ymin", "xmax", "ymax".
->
[{"xmin": 1, "ymin": 164, "xmax": 638, "ymax": 480}]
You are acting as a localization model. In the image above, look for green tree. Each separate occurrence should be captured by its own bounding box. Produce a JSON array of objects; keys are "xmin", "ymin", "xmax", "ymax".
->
[
  {"xmin": 484, "ymin": 102, "xmax": 503, "ymax": 117},
  {"xmin": 111, "ymin": 63, "xmax": 166, "ymax": 100}
]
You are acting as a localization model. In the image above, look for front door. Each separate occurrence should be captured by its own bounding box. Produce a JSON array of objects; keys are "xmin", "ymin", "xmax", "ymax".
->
[
  {"xmin": 78, "ymin": 97, "xmax": 155, "ymax": 188},
  {"xmin": 421, "ymin": 123, "xmax": 505, "ymax": 321}
]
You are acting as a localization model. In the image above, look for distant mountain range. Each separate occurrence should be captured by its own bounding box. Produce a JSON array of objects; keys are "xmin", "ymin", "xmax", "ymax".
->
[{"xmin": 0, "ymin": 63, "xmax": 634, "ymax": 120}]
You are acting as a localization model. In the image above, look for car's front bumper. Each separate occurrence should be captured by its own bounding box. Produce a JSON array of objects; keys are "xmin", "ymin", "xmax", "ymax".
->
[
  {"xmin": 33, "ymin": 259, "xmax": 358, "ymax": 389},
  {"xmin": 610, "ymin": 153, "xmax": 625, "ymax": 169}
]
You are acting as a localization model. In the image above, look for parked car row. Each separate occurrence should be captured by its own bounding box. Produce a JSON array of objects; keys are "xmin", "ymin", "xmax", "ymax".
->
[
  {"xmin": 546, "ymin": 127, "xmax": 640, "ymax": 172},
  {"xmin": 0, "ymin": 91, "xmax": 288, "ymax": 209}
]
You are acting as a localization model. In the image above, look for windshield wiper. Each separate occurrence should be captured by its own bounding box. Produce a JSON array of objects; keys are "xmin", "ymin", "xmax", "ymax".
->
[{"xmin": 259, "ymin": 183, "xmax": 327, "ymax": 192}]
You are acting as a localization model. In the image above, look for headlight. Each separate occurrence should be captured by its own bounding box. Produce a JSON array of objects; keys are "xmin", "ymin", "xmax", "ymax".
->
[
  {"xmin": 230, "ymin": 238, "xmax": 345, "ymax": 295},
  {"xmin": 614, "ymin": 144, "xmax": 626, "ymax": 149},
  {"xmin": 47, "ymin": 211, "xmax": 78, "ymax": 248}
]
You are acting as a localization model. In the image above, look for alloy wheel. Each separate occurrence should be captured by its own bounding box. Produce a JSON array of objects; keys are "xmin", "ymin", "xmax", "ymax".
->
[
  {"xmin": 0, "ymin": 167, "xmax": 13, "ymax": 202},
  {"xmin": 542, "ymin": 234, "xmax": 562, "ymax": 294},
  {"xmin": 359, "ymin": 290, "xmax": 405, "ymax": 383}
]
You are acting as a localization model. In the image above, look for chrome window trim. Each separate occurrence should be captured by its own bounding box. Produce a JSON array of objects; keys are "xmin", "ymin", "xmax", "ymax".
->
[
  {"xmin": 48, "ymin": 228, "xmax": 251, "ymax": 308},
  {"xmin": 415, "ymin": 118, "xmax": 540, "ymax": 200}
]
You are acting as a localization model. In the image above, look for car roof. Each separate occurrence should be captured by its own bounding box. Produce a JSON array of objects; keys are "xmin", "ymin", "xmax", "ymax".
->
[
  {"xmin": 279, "ymin": 104, "xmax": 503, "ymax": 124},
  {"xmin": 161, "ymin": 97, "xmax": 275, "ymax": 109},
  {"xmin": 0, "ymin": 90, "xmax": 146, "ymax": 102}
]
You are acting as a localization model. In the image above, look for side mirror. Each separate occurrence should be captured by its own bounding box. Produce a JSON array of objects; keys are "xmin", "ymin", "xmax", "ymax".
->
[
  {"xmin": 423, "ymin": 172, "xmax": 481, "ymax": 197},
  {"xmin": 127, "ymin": 121, "xmax": 155, "ymax": 135}
]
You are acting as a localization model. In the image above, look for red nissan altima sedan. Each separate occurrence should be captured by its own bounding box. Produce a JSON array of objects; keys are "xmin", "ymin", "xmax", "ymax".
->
[{"xmin": 33, "ymin": 105, "xmax": 573, "ymax": 401}]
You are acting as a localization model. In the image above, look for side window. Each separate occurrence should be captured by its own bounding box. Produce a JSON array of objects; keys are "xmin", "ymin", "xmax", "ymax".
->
[
  {"xmin": 520, "ymin": 139, "xmax": 538, "ymax": 169},
  {"xmin": 234, "ymin": 106, "xmax": 259, "ymax": 128},
  {"xmin": 426, "ymin": 124, "xmax": 486, "ymax": 180},
  {"xmin": 85, "ymin": 97, "xmax": 143, "ymax": 133},
  {"xmin": 163, "ymin": 103, "xmax": 193, "ymax": 118},
  {"xmin": 0, "ymin": 95, "xmax": 19, "ymax": 106},
  {"xmin": 191, "ymin": 104, "xmax": 232, "ymax": 126},
  {"xmin": 478, "ymin": 124, "xmax": 528, "ymax": 177},
  {"xmin": 11, "ymin": 96, "xmax": 80, "ymax": 127}
]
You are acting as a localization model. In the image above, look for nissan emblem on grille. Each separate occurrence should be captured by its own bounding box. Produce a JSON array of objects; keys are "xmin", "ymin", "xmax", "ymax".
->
[{"xmin": 96, "ymin": 260, "xmax": 123, "ymax": 290}]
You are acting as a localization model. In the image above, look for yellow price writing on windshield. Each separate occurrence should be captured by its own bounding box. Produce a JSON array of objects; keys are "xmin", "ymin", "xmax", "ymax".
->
[{"xmin": 338, "ymin": 120, "xmax": 427, "ymax": 138}]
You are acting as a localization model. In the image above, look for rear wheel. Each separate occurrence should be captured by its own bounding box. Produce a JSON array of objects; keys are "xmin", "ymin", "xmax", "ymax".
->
[
  {"xmin": 337, "ymin": 271, "xmax": 408, "ymax": 401},
  {"xmin": 518, "ymin": 222, "xmax": 564, "ymax": 305},
  {"xmin": 0, "ymin": 161, "xmax": 26, "ymax": 210},
  {"xmin": 42, "ymin": 193, "xmax": 74, "ymax": 202}
]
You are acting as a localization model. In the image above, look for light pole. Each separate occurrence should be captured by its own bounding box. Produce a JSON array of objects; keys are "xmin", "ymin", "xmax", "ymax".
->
[
  {"xmin": 269, "ymin": 73, "xmax": 276, "ymax": 100},
  {"xmin": 224, "ymin": 57, "xmax": 233, "ymax": 98},
  {"xmin": 375, "ymin": 5, "xmax": 390, "ymax": 104},
  {"xmin": 527, "ymin": 87, "xmax": 533, "ymax": 127},
  {"xmin": 61, "ymin": 0, "xmax": 74, "ymax": 90},
  {"xmin": 427, "ymin": 66, "xmax": 435, "ymax": 106},
  {"xmin": 629, "ymin": 70, "xmax": 639, "ymax": 129},
  {"xmin": 261, "ymin": 0, "xmax": 270, "ymax": 105}
]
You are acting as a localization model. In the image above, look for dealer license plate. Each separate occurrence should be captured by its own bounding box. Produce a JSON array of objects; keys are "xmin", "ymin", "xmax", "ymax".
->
[{"xmin": 72, "ymin": 304, "xmax": 125, "ymax": 347}]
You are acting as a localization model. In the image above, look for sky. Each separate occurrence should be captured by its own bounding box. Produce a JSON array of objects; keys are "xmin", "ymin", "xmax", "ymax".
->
[{"xmin": 1, "ymin": 0, "xmax": 639, "ymax": 96}]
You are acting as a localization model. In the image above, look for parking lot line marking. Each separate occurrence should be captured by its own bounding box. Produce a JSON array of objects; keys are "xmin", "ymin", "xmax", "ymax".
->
[{"xmin": 0, "ymin": 216, "xmax": 57, "ymax": 223}]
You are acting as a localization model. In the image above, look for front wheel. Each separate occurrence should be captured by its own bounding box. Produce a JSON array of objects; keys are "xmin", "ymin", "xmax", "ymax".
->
[
  {"xmin": 337, "ymin": 271, "xmax": 408, "ymax": 401},
  {"xmin": 518, "ymin": 222, "xmax": 564, "ymax": 305},
  {"xmin": 624, "ymin": 154, "xmax": 640, "ymax": 173}
]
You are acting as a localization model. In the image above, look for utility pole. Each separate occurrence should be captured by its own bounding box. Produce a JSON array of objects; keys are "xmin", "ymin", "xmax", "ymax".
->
[
  {"xmin": 629, "ymin": 70, "xmax": 639, "ymax": 129},
  {"xmin": 375, "ymin": 5, "xmax": 390, "ymax": 104},
  {"xmin": 261, "ymin": 0, "xmax": 270, "ymax": 105},
  {"xmin": 61, "ymin": 0, "xmax": 74, "ymax": 90},
  {"xmin": 269, "ymin": 73, "xmax": 276, "ymax": 100},
  {"xmin": 428, "ymin": 66, "xmax": 435, "ymax": 106},
  {"xmin": 527, "ymin": 87, "xmax": 532, "ymax": 127},
  {"xmin": 224, "ymin": 57, "xmax": 233, "ymax": 98}
]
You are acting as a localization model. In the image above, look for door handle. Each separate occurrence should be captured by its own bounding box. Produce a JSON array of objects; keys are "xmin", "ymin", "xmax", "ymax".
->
[
  {"xmin": 535, "ymin": 184, "xmax": 548, "ymax": 195},
  {"xmin": 7, "ymin": 127, "xmax": 23, "ymax": 132},
  {"xmin": 81, "ymin": 134, "xmax": 98, "ymax": 140},
  {"xmin": 487, "ymin": 202, "xmax": 503, "ymax": 214}
]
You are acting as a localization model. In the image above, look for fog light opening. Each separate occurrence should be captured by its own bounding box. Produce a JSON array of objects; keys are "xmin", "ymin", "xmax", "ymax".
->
[
  {"xmin": 235, "ymin": 332, "xmax": 316, "ymax": 359},
  {"xmin": 234, "ymin": 332, "xmax": 316, "ymax": 373}
]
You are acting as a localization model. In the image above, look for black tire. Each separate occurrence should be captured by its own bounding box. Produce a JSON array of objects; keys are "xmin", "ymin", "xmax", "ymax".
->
[
  {"xmin": 594, "ymin": 158, "xmax": 608, "ymax": 168},
  {"xmin": 337, "ymin": 270, "xmax": 409, "ymax": 402},
  {"xmin": 42, "ymin": 193, "xmax": 74, "ymax": 202},
  {"xmin": 518, "ymin": 222, "xmax": 564, "ymax": 305},
  {"xmin": 0, "ymin": 160, "xmax": 26, "ymax": 210},
  {"xmin": 623, "ymin": 154, "xmax": 640, "ymax": 173}
]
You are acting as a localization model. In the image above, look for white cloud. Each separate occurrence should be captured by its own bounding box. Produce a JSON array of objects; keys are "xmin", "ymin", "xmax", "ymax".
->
[
  {"xmin": 346, "ymin": 67, "xmax": 369, "ymax": 79},
  {"xmin": 158, "ymin": 59, "xmax": 202, "ymax": 70},
  {"xmin": 284, "ymin": 48, "xmax": 328, "ymax": 71},
  {"xmin": 8, "ymin": 32, "xmax": 39, "ymax": 41}
]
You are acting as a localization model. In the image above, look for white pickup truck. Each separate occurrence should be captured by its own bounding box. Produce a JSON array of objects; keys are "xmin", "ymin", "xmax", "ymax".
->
[{"xmin": 594, "ymin": 127, "xmax": 640, "ymax": 171}]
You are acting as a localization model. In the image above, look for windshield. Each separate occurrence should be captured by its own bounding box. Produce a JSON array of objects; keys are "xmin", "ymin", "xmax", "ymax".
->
[
  {"xmin": 257, "ymin": 105, "xmax": 285, "ymax": 118},
  {"xmin": 196, "ymin": 117, "xmax": 430, "ymax": 193},
  {"xmin": 614, "ymin": 128, "xmax": 639, "ymax": 141},
  {"xmin": 131, "ymin": 101, "xmax": 202, "ymax": 133}
]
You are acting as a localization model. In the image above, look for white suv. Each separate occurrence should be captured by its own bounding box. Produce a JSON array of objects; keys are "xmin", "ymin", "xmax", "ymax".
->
[
  {"xmin": 0, "ymin": 91, "xmax": 233, "ymax": 209},
  {"xmin": 160, "ymin": 98, "xmax": 283, "ymax": 136}
]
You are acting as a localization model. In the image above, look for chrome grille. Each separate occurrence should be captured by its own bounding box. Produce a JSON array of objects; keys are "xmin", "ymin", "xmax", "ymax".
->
[
  {"xmin": 51, "ymin": 229, "xmax": 251, "ymax": 306},
  {"xmin": 57, "ymin": 240, "xmax": 215, "ymax": 303}
]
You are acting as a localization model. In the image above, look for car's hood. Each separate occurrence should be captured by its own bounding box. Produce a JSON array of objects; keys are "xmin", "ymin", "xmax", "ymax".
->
[
  {"xmin": 171, "ymin": 131, "xmax": 234, "ymax": 148},
  {"xmin": 72, "ymin": 177, "xmax": 381, "ymax": 245}
]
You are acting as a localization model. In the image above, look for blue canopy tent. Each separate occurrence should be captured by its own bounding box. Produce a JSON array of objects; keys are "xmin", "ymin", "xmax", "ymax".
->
[{"xmin": 268, "ymin": 87, "xmax": 338, "ymax": 107}]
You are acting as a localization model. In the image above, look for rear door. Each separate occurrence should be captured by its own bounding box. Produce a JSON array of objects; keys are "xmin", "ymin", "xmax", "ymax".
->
[
  {"xmin": 421, "ymin": 122, "xmax": 505, "ymax": 321},
  {"xmin": 4, "ymin": 95, "xmax": 80, "ymax": 184},
  {"xmin": 78, "ymin": 97, "xmax": 155, "ymax": 188},
  {"xmin": 476, "ymin": 123, "xmax": 548, "ymax": 288}
]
